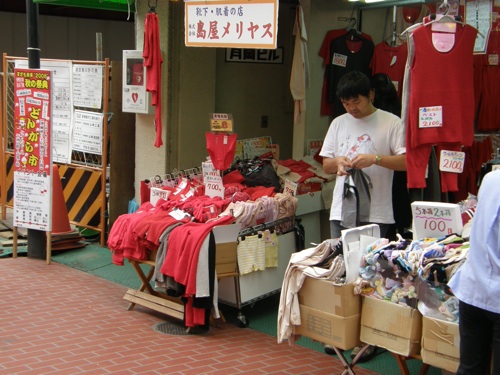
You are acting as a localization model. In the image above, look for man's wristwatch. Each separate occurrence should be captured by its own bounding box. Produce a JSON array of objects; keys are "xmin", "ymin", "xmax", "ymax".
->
[{"xmin": 375, "ymin": 155, "xmax": 382, "ymax": 165}]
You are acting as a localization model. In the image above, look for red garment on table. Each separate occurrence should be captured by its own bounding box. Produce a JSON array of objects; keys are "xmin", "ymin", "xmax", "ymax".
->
[
  {"xmin": 205, "ymin": 132, "xmax": 238, "ymax": 170},
  {"xmin": 160, "ymin": 215, "xmax": 235, "ymax": 295}
]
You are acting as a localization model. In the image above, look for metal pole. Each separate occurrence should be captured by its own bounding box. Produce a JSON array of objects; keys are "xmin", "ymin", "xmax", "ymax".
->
[
  {"xmin": 96, "ymin": 32, "xmax": 103, "ymax": 61},
  {"xmin": 26, "ymin": 0, "xmax": 46, "ymax": 259}
]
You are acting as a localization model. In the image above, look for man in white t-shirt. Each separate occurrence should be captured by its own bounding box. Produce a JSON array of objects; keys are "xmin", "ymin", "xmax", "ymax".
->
[
  {"xmin": 320, "ymin": 71, "xmax": 406, "ymax": 361},
  {"xmin": 320, "ymin": 70, "xmax": 406, "ymax": 240}
]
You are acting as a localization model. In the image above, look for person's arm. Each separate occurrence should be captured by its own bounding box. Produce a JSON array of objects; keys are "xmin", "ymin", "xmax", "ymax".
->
[
  {"xmin": 323, "ymin": 156, "xmax": 353, "ymax": 176},
  {"xmin": 350, "ymin": 153, "xmax": 406, "ymax": 171}
]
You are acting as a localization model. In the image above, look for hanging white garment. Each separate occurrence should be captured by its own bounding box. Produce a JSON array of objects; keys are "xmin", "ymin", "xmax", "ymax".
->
[
  {"xmin": 277, "ymin": 239, "xmax": 345, "ymax": 345},
  {"xmin": 290, "ymin": 4, "xmax": 310, "ymax": 125}
]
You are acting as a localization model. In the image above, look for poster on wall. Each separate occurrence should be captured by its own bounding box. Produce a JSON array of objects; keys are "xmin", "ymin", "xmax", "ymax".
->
[
  {"xmin": 72, "ymin": 64, "xmax": 103, "ymax": 109},
  {"xmin": 185, "ymin": 0, "xmax": 279, "ymax": 49},
  {"xmin": 15, "ymin": 59, "xmax": 73, "ymax": 164},
  {"xmin": 72, "ymin": 110, "xmax": 104, "ymax": 155},
  {"xmin": 13, "ymin": 68, "xmax": 53, "ymax": 231},
  {"xmin": 465, "ymin": 0, "xmax": 492, "ymax": 54}
]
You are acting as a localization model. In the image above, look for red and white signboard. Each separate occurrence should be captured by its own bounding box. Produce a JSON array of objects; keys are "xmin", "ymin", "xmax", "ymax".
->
[
  {"xmin": 185, "ymin": 0, "xmax": 279, "ymax": 49},
  {"xmin": 13, "ymin": 68, "xmax": 53, "ymax": 231}
]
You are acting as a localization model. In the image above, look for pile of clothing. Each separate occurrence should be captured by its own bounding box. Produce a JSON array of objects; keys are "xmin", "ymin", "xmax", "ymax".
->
[{"xmin": 353, "ymin": 233, "xmax": 470, "ymax": 322}]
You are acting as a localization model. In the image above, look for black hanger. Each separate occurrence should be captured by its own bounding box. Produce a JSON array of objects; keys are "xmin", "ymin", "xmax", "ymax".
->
[{"xmin": 148, "ymin": 0, "xmax": 158, "ymax": 13}]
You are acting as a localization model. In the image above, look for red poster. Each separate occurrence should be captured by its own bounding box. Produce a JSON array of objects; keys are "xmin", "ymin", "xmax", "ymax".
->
[
  {"xmin": 13, "ymin": 68, "xmax": 53, "ymax": 231},
  {"xmin": 14, "ymin": 68, "xmax": 52, "ymax": 175}
]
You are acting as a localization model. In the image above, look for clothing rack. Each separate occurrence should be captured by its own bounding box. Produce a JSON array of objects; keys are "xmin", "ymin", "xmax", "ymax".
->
[
  {"xmin": 238, "ymin": 216, "xmax": 295, "ymax": 238},
  {"xmin": 148, "ymin": 167, "xmax": 202, "ymax": 188}
]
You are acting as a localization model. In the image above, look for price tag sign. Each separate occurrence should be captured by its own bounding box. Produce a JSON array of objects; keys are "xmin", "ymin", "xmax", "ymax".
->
[
  {"xmin": 439, "ymin": 150, "xmax": 466, "ymax": 173},
  {"xmin": 209, "ymin": 113, "xmax": 233, "ymax": 132},
  {"xmin": 411, "ymin": 201, "xmax": 463, "ymax": 239},
  {"xmin": 283, "ymin": 179, "xmax": 298, "ymax": 196},
  {"xmin": 150, "ymin": 187, "xmax": 172, "ymax": 206},
  {"xmin": 419, "ymin": 106, "xmax": 443, "ymax": 128},
  {"xmin": 205, "ymin": 174, "xmax": 224, "ymax": 198},
  {"xmin": 332, "ymin": 53, "xmax": 347, "ymax": 67}
]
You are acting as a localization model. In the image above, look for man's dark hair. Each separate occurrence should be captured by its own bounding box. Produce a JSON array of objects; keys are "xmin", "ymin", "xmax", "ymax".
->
[
  {"xmin": 336, "ymin": 71, "xmax": 372, "ymax": 100},
  {"xmin": 371, "ymin": 73, "xmax": 401, "ymax": 116}
]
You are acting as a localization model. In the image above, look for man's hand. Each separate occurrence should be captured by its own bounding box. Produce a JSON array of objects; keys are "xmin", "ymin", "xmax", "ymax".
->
[
  {"xmin": 336, "ymin": 156, "xmax": 353, "ymax": 176},
  {"xmin": 351, "ymin": 154, "xmax": 377, "ymax": 169}
]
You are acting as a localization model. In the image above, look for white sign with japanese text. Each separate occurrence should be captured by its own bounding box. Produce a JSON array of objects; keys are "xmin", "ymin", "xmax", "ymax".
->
[
  {"xmin": 72, "ymin": 110, "xmax": 103, "ymax": 155},
  {"xmin": 185, "ymin": 0, "xmax": 279, "ymax": 49},
  {"xmin": 411, "ymin": 201, "xmax": 463, "ymax": 239}
]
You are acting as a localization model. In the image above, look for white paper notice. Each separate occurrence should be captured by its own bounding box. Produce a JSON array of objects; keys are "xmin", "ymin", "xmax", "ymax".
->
[
  {"xmin": 72, "ymin": 110, "xmax": 104, "ymax": 155},
  {"xmin": 73, "ymin": 64, "xmax": 103, "ymax": 109}
]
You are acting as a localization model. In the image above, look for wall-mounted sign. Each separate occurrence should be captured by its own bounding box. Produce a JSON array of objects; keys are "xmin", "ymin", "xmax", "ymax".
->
[
  {"xmin": 185, "ymin": 0, "xmax": 279, "ymax": 49},
  {"xmin": 122, "ymin": 50, "xmax": 154, "ymax": 114},
  {"xmin": 225, "ymin": 47, "xmax": 283, "ymax": 63},
  {"xmin": 465, "ymin": 0, "xmax": 492, "ymax": 54}
]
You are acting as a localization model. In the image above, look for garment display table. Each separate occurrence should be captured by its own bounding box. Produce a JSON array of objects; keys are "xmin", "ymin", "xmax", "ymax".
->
[
  {"xmin": 124, "ymin": 224, "xmax": 242, "ymax": 326},
  {"xmin": 390, "ymin": 353, "xmax": 430, "ymax": 375},
  {"xmin": 330, "ymin": 344, "xmax": 372, "ymax": 375}
]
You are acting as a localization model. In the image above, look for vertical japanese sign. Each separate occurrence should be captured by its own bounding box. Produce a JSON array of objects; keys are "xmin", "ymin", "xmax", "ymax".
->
[
  {"xmin": 13, "ymin": 68, "xmax": 53, "ymax": 231},
  {"xmin": 185, "ymin": 0, "xmax": 279, "ymax": 49},
  {"xmin": 16, "ymin": 60, "xmax": 73, "ymax": 164}
]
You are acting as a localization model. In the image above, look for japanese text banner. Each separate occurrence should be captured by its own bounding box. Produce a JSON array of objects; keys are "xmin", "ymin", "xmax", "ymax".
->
[{"xmin": 185, "ymin": 0, "xmax": 279, "ymax": 49}]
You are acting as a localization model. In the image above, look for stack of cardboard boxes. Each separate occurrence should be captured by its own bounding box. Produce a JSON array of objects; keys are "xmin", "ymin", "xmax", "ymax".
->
[
  {"xmin": 296, "ymin": 277, "xmax": 361, "ymax": 351},
  {"xmin": 292, "ymin": 210, "xmax": 463, "ymax": 373}
]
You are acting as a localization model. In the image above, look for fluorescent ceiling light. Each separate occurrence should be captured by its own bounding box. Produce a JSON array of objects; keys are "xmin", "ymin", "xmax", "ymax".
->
[{"xmin": 364, "ymin": 0, "xmax": 385, "ymax": 3}]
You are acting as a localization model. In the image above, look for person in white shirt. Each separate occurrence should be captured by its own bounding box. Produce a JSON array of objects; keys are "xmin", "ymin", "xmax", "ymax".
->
[
  {"xmin": 448, "ymin": 169, "xmax": 500, "ymax": 375},
  {"xmin": 319, "ymin": 70, "xmax": 407, "ymax": 362}
]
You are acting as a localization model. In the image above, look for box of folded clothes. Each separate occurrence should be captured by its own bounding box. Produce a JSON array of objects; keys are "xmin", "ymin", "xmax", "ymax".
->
[
  {"xmin": 421, "ymin": 316, "xmax": 459, "ymax": 373},
  {"xmin": 298, "ymin": 277, "xmax": 361, "ymax": 318},
  {"xmin": 295, "ymin": 305, "xmax": 361, "ymax": 351},
  {"xmin": 360, "ymin": 296, "xmax": 422, "ymax": 356},
  {"xmin": 295, "ymin": 277, "xmax": 361, "ymax": 350}
]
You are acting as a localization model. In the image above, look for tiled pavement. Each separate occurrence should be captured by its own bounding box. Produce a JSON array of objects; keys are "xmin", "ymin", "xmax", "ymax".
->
[{"xmin": 0, "ymin": 257, "xmax": 380, "ymax": 375}]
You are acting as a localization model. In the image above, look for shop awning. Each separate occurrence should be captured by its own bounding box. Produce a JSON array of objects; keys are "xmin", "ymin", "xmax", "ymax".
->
[{"xmin": 33, "ymin": 0, "xmax": 134, "ymax": 13}]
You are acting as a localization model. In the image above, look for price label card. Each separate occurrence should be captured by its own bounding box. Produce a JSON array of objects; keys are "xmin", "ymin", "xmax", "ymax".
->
[
  {"xmin": 419, "ymin": 106, "xmax": 443, "ymax": 128},
  {"xmin": 439, "ymin": 150, "xmax": 465, "ymax": 173},
  {"xmin": 489, "ymin": 54, "xmax": 499, "ymax": 66},
  {"xmin": 150, "ymin": 187, "xmax": 172, "ymax": 206},
  {"xmin": 283, "ymin": 179, "xmax": 298, "ymax": 196},
  {"xmin": 332, "ymin": 53, "xmax": 347, "ymax": 67},
  {"xmin": 411, "ymin": 201, "xmax": 463, "ymax": 239},
  {"xmin": 209, "ymin": 113, "xmax": 233, "ymax": 132},
  {"xmin": 205, "ymin": 174, "xmax": 224, "ymax": 198}
]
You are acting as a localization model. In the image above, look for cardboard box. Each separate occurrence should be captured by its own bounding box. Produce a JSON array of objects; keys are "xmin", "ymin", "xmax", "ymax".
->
[
  {"xmin": 421, "ymin": 316, "xmax": 459, "ymax": 373},
  {"xmin": 298, "ymin": 277, "xmax": 361, "ymax": 318},
  {"xmin": 295, "ymin": 305, "xmax": 361, "ymax": 351},
  {"xmin": 360, "ymin": 296, "xmax": 422, "ymax": 356}
]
